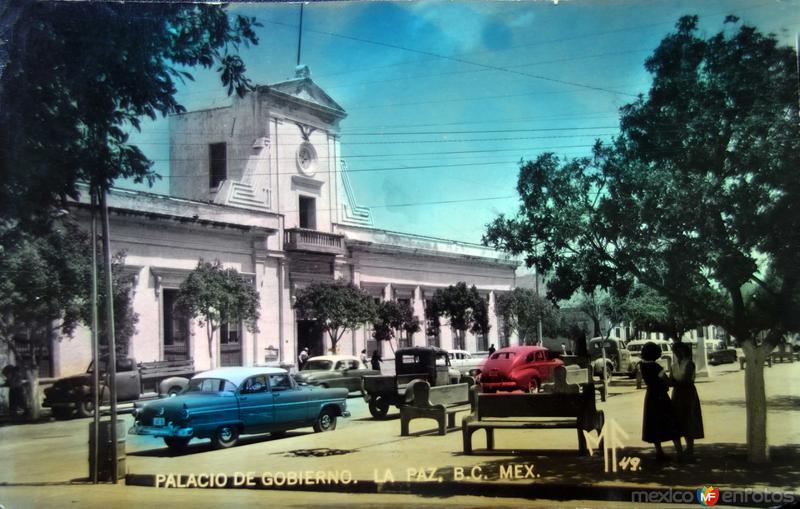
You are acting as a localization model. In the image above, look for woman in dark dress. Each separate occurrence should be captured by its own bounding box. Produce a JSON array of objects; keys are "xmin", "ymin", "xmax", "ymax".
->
[
  {"xmin": 370, "ymin": 350, "xmax": 382, "ymax": 372},
  {"xmin": 671, "ymin": 342, "xmax": 704, "ymax": 459},
  {"xmin": 640, "ymin": 342, "xmax": 682, "ymax": 460}
]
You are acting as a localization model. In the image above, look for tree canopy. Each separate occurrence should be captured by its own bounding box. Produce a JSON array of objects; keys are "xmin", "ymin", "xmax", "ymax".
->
[
  {"xmin": 0, "ymin": 219, "xmax": 138, "ymax": 365},
  {"xmin": 496, "ymin": 287, "xmax": 563, "ymax": 344},
  {"xmin": 428, "ymin": 282, "xmax": 490, "ymax": 350},
  {"xmin": 484, "ymin": 16, "xmax": 799, "ymax": 463},
  {"xmin": 176, "ymin": 260, "xmax": 260, "ymax": 369},
  {"xmin": 293, "ymin": 280, "xmax": 377, "ymax": 354},
  {"xmin": 371, "ymin": 300, "xmax": 421, "ymax": 351},
  {"xmin": 0, "ymin": 1, "xmax": 259, "ymax": 222}
]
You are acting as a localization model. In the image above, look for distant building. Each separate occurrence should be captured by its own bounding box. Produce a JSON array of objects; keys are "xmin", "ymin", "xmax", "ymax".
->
[{"xmin": 45, "ymin": 67, "xmax": 518, "ymax": 377}]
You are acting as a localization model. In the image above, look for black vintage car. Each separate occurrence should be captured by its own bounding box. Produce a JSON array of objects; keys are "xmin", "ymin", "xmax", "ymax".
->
[{"xmin": 362, "ymin": 346, "xmax": 462, "ymax": 418}]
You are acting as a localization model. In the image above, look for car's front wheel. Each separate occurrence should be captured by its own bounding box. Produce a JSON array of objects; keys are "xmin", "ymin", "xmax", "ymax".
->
[
  {"xmin": 368, "ymin": 395, "xmax": 390, "ymax": 419},
  {"xmin": 164, "ymin": 436, "xmax": 190, "ymax": 451},
  {"xmin": 313, "ymin": 408, "xmax": 337, "ymax": 432},
  {"xmin": 211, "ymin": 425, "xmax": 240, "ymax": 449},
  {"xmin": 527, "ymin": 378, "xmax": 540, "ymax": 393}
]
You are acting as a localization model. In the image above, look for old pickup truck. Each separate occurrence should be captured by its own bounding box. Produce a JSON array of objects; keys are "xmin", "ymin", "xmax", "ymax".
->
[
  {"xmin": 362, "ymin": 346, "xmax": 463, "ymax": 418},
  {"xmin": 43, "ymin": 357, "xmax": 193, "ymax": 419}
]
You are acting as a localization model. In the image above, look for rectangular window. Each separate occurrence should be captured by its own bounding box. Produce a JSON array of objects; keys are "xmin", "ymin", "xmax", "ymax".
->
[
  {"xmin": 209, "ymin": 142, "xmax": 226, "ymax": 189},
  {"xmin": 163, "ymin": 289, "xmax": 190, "ymax": 361},
  {"xmin": 299, "ymin": 196, "xmax": 316, "ymax": 229}
]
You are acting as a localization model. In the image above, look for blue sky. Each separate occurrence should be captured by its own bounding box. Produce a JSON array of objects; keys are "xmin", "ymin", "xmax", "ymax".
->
[{"xmin": 121, "ymin": 0, "xmax": 800, "ymax": 243}]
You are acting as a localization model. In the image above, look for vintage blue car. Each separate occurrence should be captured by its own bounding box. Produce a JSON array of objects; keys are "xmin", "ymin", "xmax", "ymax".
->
[{"xmin": 129, "ymin": 366, "xmax": 349, "ymax": 450}]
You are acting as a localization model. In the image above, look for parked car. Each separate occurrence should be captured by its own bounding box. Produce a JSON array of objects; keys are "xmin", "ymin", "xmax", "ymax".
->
[
  {"xmin": 627, "ymin": 338, "xmax": 673, "ymax": 373},
  {"xmin": 362, "ymin": 346, "xmax": 462, "ymax": 418},
  {"xmin": 448, "ymin": 349, "xmax": 490, "ymax": 376},
  {"xmin": 477, "ymin": 345, "xmax": 563, "ymax": 393},
  {"xmin": 43, "ymin": 357, "xmax": 193, "ymax": 420},
  {"xmin": 588, "ymin": 337, "xmax": 637, "ymax": 380},
  {"xmin": 293, "ymin": 355, "xmax": 379, "ymax": 393},
  {"xmin": 129, "ymin": 366, "xmax": 349, "ymax": 451}
]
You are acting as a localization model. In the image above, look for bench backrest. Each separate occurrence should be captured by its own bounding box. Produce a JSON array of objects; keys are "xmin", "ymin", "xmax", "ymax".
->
[
  {"xmin": 476, "ymin": 386, "xmax": 595, "ymax": 420},
  {"xmin": 428, "ymin": 383, "xmax": 470, "ymax": 406}
]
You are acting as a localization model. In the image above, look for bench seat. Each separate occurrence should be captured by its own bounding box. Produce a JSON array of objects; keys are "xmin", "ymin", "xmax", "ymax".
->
[{"xmin": 462, "ymin": 386, "xmax": 604, "ymax": 455}]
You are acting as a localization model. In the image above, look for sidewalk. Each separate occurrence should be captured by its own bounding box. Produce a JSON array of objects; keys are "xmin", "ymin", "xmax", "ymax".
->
[{"xmin": 119, "ymin": 362, "xmax": 799, "ymax": 504}]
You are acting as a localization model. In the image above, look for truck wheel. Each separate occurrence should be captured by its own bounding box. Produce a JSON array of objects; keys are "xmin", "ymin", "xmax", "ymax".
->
[
  {"xmin": 51, "ymin": 407, "xmax": 73, "ymax": 420},
  {"xmin": 164, "ymin": 437, "xmax": 190, "ymax": 451},
  {"xmin": 313, "ymin": 408, "xmax": 337, "ymax": 432},
  {"xmin": 211, "ymin": 425, "xmax": 239, "ymax": 449},
  {"xmin": 77, "ymin": 398, "xmax": 95, "ymax": 418},
  {"xmin": 368, "ymin": 396, "xmax": 390, "ymax": 419}
]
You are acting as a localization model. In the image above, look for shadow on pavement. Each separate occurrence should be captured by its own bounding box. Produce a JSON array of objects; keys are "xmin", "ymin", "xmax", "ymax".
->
[
  {"xmin": 128, "ymin": 431, "xmax": 311, "ymax": 457},
  {"xmin": 701, "ymin": 395, "xmax": 800, "ymax": 411}
]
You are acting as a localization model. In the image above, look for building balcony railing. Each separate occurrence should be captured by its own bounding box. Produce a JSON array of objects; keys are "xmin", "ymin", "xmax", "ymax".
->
[{"xmin": 284, "ymin": 228, "xmax": 345, "ymax": 255}]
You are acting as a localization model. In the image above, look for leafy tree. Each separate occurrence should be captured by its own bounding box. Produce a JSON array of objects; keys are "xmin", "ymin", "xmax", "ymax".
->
[
  {"xmin": 429, "ymin": 282, "xmax": 490, "ymax": 350},
  {"xmin": 176, "ymin": 260, "xmax": 259, "ymax": 369},
  {"xmin": 372, "ymin": 300, "xmax": 421, "ymax": 351},
  {"xmin": 496, "ymin": 287, "xmax": 562, "ymax": 344},
  {"xmin": 484, "ymin": 16, "xmax": 799, "ymax": 462},
  {"xmin": 0, "ymin": 218, "xmax": 137, "ymax": 416},
  {"xmin": 616, "ymin": 284, "xmax": 703, "ymax": 342},
  {"xmin": 0, "ymin": 1, "xmax": 259, "ymax": 222},
  {"xmin": 293, "ymin": 280, "xmax": 377, "ymax": 355}
]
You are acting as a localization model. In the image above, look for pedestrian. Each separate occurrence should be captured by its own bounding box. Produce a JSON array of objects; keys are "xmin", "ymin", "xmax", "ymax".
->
[
  {"xmin": 671, "ymin": 342, "xmax": 704, "ymax": 460},
  {"xmin": 298, "ymin": 347, "xmax": 309, "ymax": 370},
  {"xmin": 487, "ymin": 344, "xmax": 496, "ymax": 356},
  {"xmin": 360, "ymin": 349, "xmax": 368, "ymax": 366},
  {"xmin": 640, "ymin": 342, "xmax": 682, "ymax": 461},
  {"xmin": 2, "ymin": 365, "xmax": 27, "ymax": 418},
  {"xmin": 561, "ymin": 342, "xmax": 568, "ymax": 355},
  {"xmin": 370, "ymin": 350, "xmax": 382, "ymax": 372}
]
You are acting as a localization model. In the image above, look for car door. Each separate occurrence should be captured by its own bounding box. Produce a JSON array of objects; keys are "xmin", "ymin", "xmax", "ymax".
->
[
  {"xmin": 269, "ymin": 373, "xmax": 309, "ymax": 426},
  {"xmin": 238, "ymin": 375, "xmax": 273, "ymax": 432},
  {"xmin": 340, "ymin": 359, "xmax": 366, "ymax": 392}
]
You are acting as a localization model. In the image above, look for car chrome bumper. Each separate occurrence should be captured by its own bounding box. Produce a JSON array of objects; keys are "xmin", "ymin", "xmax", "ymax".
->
[
  {"xmin": 129, "ymin": 424, "xmax": 194, "ymax": 438},
  {"xmin": 342, "ymin": 410, "xmax": 351, "ymax": 418},
  {"xmin": 480, "ymin": 381, "xmax": 521, "ymax": 391}
]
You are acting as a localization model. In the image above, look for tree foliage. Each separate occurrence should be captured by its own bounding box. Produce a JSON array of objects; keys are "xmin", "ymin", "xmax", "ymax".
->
[
  {"xmin": 0, "ymin": 219, "xmax": 138, "ymax": 365},
  {"xmin": 371, "ymin": 300, "xmax": 421, "ymax": 350},
  {"xmin": 496, "ymin": 287, "xmax": 562, "ymax": 344},
  {"xmin": 484, "ymin": 16, "xmax": 799, "ymax": 462},
  {"xmin": 176, "ymin": 260, "xmax": 259, "ymax": 368},
  {"xmin": 293, "ymin": 280, "xmax": 377, "ymax": 354},
  {"xmin": 428, "ymin": 282, "xmax": 490, "ymax": 350},
  {"xmin": 0, "ymin": 1, "xmax": 259, "ymax": 222}
]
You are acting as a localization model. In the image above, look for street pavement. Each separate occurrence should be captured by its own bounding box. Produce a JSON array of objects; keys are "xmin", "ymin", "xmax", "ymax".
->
[{"xmin": 1, "ymin": 360, "xmax": 799, "ymax": 508}]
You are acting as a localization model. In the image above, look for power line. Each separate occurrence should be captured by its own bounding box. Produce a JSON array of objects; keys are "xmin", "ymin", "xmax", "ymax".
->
[{"xmin": 260, "ymin": 20, "xmax": 637, "ymax": 98}]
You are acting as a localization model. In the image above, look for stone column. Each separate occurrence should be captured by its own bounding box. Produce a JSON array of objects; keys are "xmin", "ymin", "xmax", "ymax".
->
[
  {"xmin": 488, "ymin": 291, "xmax": 498, "ymax": 351},
  {"xmin": 412, "ymin": 286, "xmax": 425, "ymax": 346}
]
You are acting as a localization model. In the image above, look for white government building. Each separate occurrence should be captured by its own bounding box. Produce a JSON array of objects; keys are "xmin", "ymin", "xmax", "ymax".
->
[{"xmin": 51, "ymin": 66, "xmax": 519, "ymax": 377}]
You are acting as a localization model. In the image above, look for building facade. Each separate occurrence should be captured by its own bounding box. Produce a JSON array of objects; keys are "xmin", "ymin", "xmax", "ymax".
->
[{"xmin": 50, "ymin": 67, "xmax": 518, "ymax": 377}]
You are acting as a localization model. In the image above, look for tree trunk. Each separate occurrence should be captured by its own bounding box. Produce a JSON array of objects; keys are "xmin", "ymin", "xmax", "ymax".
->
[
  {"xmin": 24, "ymin": 368, "xmax": 39, "ymax": 421},
  {"xmin": 206, "ymin": 321, "xmax": 215, "ymax": 369},
  {"xmin": 742, "ymin": 341, "xmax": 769, "ymax": 463}
]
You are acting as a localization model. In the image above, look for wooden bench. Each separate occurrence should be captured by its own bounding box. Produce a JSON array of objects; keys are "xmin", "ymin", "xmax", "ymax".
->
[
  {"xmin": 400, "ymin": 381, "xmax": 473, "ymax": 436},
  {"xmin": 461, "ymin": 384, "xmax": 604, "ymax": 455},
  {"xmin": 770, "ymin": 350, "xmax": 799, "ymax": 363}
]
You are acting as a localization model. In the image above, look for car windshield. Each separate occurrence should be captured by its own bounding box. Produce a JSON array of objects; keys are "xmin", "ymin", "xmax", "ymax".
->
[
  {"xmin": 186, "ymin": 378, "xmax": 237, "ymax": 393},
  {"xmin": 628, "ymin": 343, "xmax": 643, "ymax": 352},
  {"xmin": 303, "ymin": 360, "xmax": 333, "ymax": 371}
]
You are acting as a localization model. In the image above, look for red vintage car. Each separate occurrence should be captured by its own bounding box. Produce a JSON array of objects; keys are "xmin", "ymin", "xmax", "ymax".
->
[{"xmin": 477, "ymin": 345, "xmax": 563, "ymax": 393}]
